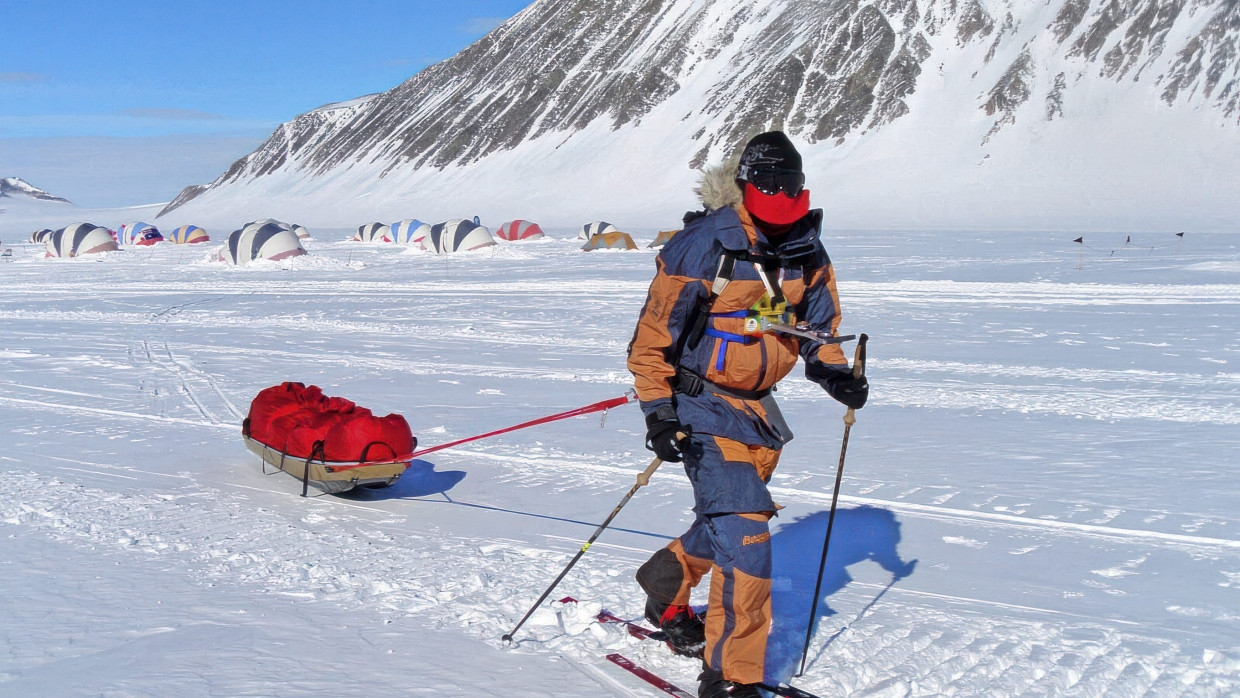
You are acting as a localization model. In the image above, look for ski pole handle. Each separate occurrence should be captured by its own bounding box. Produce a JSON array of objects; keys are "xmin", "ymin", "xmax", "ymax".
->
[
  {"xmin": 851, "ymin": 333, "xmax": 868, "ymax": 380},
  {"xmin": 844, "ymin": 334, "xmax": 868, "ymax": 427},
  {"xmin": 636, "ymin": 456, "xmax": 662, "ymax": 487}
]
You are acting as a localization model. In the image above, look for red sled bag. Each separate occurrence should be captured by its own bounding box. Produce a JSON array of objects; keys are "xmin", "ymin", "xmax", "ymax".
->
[
  {"xmin": 322, "ymin": 411, "xmax": 414, "ymax": 462},
  {"xmin": 244, "ymin": 383, "xmax": 414, "ymax": 463}
]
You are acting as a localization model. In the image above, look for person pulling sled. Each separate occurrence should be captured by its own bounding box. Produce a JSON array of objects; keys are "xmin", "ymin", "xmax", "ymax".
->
[{"xmin": 626, "ymin": 131, "xmax": 868, "ymax": 697}]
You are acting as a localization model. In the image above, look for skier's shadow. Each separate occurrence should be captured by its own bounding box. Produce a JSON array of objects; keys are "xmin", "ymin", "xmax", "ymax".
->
[
  {"xmin": 764, "ymin": 505, "xmax": 917, "ymax": 684},
  {"xmin": 341, "ymin": 458, "xmax": 466, "ymax": 500}
]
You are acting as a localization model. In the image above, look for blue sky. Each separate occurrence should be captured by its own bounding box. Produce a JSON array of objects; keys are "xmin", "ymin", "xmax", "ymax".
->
[{"xmin": 0, "ymin": 0, "xmax": 532, "ymax": 206}]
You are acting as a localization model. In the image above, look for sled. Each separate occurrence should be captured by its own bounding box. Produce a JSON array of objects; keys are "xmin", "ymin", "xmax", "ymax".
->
[
  {"xmin": 243, "ymin": 434, "xmax": 409, "ymax": 496},
  {"xmin": 242, "ymin": 382, "xmax": 415, "ymax": 496}
]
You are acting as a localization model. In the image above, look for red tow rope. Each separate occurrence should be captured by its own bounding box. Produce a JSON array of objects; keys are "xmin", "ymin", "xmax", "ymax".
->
[{"xmin": 408, "ymin": 391, "xmax": 636, "ymax": 459}]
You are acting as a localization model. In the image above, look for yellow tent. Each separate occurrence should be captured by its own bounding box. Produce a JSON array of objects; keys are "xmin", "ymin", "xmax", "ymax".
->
[{"xmin": 581, "ymin": 231, "xmax": 638, "ymax": 251}]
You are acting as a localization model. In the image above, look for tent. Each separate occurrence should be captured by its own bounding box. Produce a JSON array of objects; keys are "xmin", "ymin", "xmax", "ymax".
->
[
  {"xmin": 578, "ymin": 221, "xmax": 618, "ymax": 240},
  {"xmin": 244, "ymin": 219, "xmax": 308, "ymax": 239},
  {"xmin": 29, "ymin": 229, "xmax": 53, "ymax": 243},
  {"xmin": 169, "ymin": 224, "xmax": 210, "ymax": 244},
  {"xmin": 581, "ymin": 231, "xmax": 638, "ymax": 251},
  {"xmin": 218, "ymin": 221, "xmax": 308, "ymax": 265},
  {"xmin": 421, "ymin": 219, "xmax": 497, "ymax": 253},
  {"xmin": 45, "ymin": 223, "xmax": 118, "ymax": 258},
  {"xmin": 389, "ymin": 219, "xmax": 429, "ymax": 245},
  {"xmin": 120, "ymin": 222, "xmax": 164, "ymax": 246},
  {"xmin": 496, "ymin": 220, "xmax": 546, "ymax": 241},
  {"xmin": 353, "ymin": 222, "xmax": 391, "ymax": 242},
  {"xmin": 648, "ymin": 229, "xmax": 679, "ymax": 248}
]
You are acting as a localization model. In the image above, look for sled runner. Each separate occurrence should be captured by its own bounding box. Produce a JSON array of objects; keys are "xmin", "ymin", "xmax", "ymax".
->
[{"xmin": 241, "ymin": 435, "xmax": 411, "ymax": 495}]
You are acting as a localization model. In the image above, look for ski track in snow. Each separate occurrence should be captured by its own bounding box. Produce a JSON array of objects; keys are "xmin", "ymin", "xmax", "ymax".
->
[
  {"xmin": 1, "ymin": 232, "xmax": 1238, "ymax": 695},
  {"xmin": 1, "ymin": 468, "xmax": 1236, "ymax": 696}
]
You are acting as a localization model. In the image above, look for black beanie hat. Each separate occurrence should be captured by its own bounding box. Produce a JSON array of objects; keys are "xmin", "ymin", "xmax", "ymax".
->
[{"xmin": 737, "ymin": 131, "xmax": 802, "ymax": 178}]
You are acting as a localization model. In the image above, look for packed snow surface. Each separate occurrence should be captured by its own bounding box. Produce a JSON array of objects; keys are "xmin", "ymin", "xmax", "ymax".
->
[{"xmin": 0, "ymin": 223, "xmax": 1237, "ymax": 696}]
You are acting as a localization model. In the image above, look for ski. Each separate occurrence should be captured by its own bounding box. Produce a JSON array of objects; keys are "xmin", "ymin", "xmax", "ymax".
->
[
  {"xmin": 605, "ymin": 653, "xmax": 695, "ymax": 698},
  {"xmin": 597, "ymin": 609, "xmax": 667, "ymax": 641},
  {"xmin": 756, "ymin": 681, "xmax": 824, "ymax": 698},
  {"xmin": 598, "ymin": 611, "xmax": 823, "ymax": 698}
]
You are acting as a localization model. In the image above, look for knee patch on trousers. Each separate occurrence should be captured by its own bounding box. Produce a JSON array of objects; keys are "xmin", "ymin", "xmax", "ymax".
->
[{"xmin": 636, "ymin": 547, "xmax": 684, "ymax": 605}]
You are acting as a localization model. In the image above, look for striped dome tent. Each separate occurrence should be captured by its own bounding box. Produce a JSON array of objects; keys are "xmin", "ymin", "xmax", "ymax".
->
[
  {"xmin": 45, "ymin": 223, "xmax": 119, "ymax": 258},
  {"xmin": 169, "ymin": 224, "xmax": 210, "ymax": 244},
  {"xmin": 218, "ymin": 221, "xmax": 308, "ymax": 265},
  {"xmin": 581, "ymin": 231, "xmax": 638, "ymax": 251},
  {"xmin": 496, "ymin": 219, "xmax": 545, "ymax": 242},
  {"xmin": 578, "ymin": 220, "xmax": 618, "ymax": 240},
  {"xmin": 30, "ymin": 229, "xmax": 54, "ymax": 243},
  {"xmin": 120, "ymin": 221, "xmax": 164, "ymax": 246},
  {"xmin": 291, "ymin": 224, "xmax": 312, "ymax": 239},
  {"xmin": 249, "ymin": 217, "xmax": 289, "ymax": 229},
  {"xmin": 389, "ymin": 219, "xmax": 428, "ymax": 245},
  {"xmin": 353, "ymin": 222, "xmax": 391, "ymax": 242},
  {"xmin": 648, "ymin": 229, "xmax": 679, "ymax": 248},
  {"xmin": 420, "ymin": 219, "xmax": 497, "ymax": 254}
]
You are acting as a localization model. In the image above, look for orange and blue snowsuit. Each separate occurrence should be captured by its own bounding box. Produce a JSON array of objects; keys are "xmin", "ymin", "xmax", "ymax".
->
[{"xmin": 628, "ymin": 203, "xmax": 849, "ymax": 685}]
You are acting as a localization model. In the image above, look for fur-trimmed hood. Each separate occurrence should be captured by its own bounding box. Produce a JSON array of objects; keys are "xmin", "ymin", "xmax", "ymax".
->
[{"xmin": 695, "ymin": 157, "xmax": 744, "ymax": 212}]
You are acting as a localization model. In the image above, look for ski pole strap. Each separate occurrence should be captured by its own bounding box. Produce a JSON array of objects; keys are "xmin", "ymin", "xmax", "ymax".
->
[{"xmin": 410, "ymin": 392, "xmax": 636, "ymax": 458}]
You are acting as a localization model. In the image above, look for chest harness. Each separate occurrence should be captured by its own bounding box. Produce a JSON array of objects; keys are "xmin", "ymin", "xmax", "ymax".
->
[{"xmin": 674, "ymin": 244, "xmax": 820, "ymax": 400}]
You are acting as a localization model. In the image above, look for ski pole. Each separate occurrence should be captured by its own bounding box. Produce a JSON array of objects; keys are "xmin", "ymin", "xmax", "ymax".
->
[
  {"xmin": 502, "ymin": 447, "xmax": 677, "ymax": 644},
  {"xmin": 797, "ymin": 333, "xmax": 867, "ymax": 677}
]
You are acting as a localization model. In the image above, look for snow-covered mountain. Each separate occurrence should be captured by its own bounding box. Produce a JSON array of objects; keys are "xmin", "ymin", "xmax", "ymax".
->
[
  {"xmin": 159, "ymin": 0, "xmax": 1240, "ymax": 232},
  {"xmin": 0, "ymin": 177, "xmax": 71, "ymax": 204}
]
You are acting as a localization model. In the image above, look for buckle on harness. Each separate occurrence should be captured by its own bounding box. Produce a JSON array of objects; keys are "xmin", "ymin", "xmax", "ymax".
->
[{"xmin": 674, "ymin": 369, "xmax": 705, "ymax": 397}]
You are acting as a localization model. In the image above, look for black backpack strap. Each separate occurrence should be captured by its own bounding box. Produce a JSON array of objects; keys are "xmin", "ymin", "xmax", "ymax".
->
[{"xmin": 682, "ymin": 251, "xmax": 737, "ymax": 354}]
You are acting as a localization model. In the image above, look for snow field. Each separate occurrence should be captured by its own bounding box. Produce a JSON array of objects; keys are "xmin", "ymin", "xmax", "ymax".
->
[{"xmin": 0, "ymin": 228, "xmax": 1236, "ymax": 696}]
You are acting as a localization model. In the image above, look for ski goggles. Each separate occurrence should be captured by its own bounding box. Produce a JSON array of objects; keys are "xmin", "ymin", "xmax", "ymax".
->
[{"xmin": 737, "ymin": 165, "xmax": 806, "ymax": 196}]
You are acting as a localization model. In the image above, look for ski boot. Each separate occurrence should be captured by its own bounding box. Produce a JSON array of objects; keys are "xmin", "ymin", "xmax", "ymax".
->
[
  {"xmin": 697, "ymin": 663, "xmax": 762, "ymax": 698},
  {"xmin": 645, "ymin": 598, "xmax": 706, "ymax": 658}
]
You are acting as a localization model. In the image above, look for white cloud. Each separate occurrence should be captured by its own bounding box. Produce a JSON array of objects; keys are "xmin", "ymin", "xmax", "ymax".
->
[
  {"xmin": 0, "ymin": 72, "xmax": 47, "ymax": 83},
  {"xmin": 121, "ymin": 108, "xmax": 226, "ymax": 121}
]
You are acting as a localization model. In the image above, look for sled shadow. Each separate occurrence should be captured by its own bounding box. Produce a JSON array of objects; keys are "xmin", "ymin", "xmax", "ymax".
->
[
  {"xmin": 764, "ymin": 505, "xmax": 917, "ymax": 684},
  {"xmin": 342, "ymin": 458, "xmax": 466, "ymax": 500}
]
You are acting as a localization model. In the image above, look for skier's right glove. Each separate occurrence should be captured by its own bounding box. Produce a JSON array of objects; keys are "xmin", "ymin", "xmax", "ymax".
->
[
  {"xmin": 826, "ymin": 372, "xmax": 869, "ymax": 409},
  {"xmin": 645, "ymin": 409, "xmax": 689, "ymax": 463}
]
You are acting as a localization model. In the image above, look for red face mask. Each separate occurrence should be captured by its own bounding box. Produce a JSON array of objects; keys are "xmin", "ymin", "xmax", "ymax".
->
[{"xmin": 743, "ymin": 183, "xmax": 810, "ymax": 226}]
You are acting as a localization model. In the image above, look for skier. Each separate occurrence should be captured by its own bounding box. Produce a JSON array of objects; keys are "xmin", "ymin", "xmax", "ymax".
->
[{"xmin": 627, "ymin": 131, "xmax": 868, "ymax": 697}]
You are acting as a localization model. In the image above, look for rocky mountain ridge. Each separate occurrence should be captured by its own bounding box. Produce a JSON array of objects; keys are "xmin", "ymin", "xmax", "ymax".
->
[{"xmin": 160, "ymin": 0, "xmax": 1240, "ymax": 231}]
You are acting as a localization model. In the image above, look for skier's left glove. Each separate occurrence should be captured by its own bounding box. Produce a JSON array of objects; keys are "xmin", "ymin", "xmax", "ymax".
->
[
  {"xmin": 644, "ymin": 407, "xmax": 689, "ymax": 462},
  {"xmin": 826, "ymin": 372, "xmax": 869, "ymax": 409}
]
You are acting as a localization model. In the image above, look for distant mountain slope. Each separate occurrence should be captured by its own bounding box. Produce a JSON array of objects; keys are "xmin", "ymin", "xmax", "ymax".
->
[
  {"xmin": 161, "ymin": 0, "xmax": 1240, "ymax": 232},
  {"xmin": 1, "ymin": 177, "xmax": 72, "ymax": 204}
]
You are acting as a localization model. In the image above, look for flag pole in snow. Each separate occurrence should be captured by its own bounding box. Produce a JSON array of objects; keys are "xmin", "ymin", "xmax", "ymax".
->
[
  {"xmin": 501, "ymin": 445, "xmax": 679, "ymax": 644},
  {"xmin": 797, "ymin": 334, "xmax": 867, "ymax": 677}
]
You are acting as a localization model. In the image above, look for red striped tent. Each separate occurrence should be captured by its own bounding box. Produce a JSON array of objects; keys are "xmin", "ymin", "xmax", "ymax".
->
[{"xmin": 496, "ymin": 219, "xmax": 546, "ymax": 241}]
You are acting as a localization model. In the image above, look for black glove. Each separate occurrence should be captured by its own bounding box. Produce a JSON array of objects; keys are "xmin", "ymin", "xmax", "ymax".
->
[
  {"xmin": 826, "ymin": 372, "xmax": 869, "ymax": 409},
  {"xmin": 645, "ymin": 411, "xmax": 689, "ymax": 462}
]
